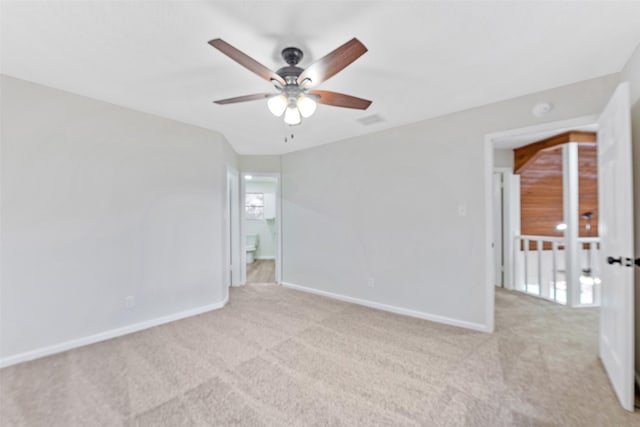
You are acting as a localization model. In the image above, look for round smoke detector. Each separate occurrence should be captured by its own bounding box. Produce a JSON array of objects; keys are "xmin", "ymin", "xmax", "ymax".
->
[{"xmin": 532, "ymin": 102, "xmax": 553, "ymax": 117}]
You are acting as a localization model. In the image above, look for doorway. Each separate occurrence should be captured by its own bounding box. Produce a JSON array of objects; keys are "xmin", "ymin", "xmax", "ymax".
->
[
  {"xmin": 484, "ymin": 82, "xmax": 635, "ymax": 411},
  {"xmin": 492, "ymin": 127, "xmax": 600, "ymax": 305},
  {"xmin": 241, "ymin": 173, "xmax": 281, "ymax": 285}
]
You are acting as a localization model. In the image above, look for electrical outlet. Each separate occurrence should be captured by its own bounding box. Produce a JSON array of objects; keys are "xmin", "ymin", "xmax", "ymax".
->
[
  {"xmin": 457, "ymin": 203, "xmax": 467, "ymax": 217},
  {"xmin": 125, "ymin": 296, "xmax": 135, "ymax": 310},
  {"xmin": 367, "ymin": 278, "xmax": 375, "ymax": 288}
]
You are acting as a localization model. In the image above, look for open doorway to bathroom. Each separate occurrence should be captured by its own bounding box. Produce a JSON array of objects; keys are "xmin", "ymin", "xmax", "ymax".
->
[{"xmin": 241, "ymin": 174, "xmax": 280, "ymax": 284}]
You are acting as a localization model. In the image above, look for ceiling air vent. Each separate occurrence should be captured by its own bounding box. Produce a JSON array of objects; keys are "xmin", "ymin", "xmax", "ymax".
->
[{"xmin": 357, "ymin": 114, "xmax": 384, "ymax": 125}]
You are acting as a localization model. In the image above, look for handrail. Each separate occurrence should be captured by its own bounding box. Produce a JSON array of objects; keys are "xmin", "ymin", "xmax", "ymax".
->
[
  {"xmin": 515, "ymin": 235, "xmax": 564, "ymax": 242},
  {"xmin": 577, "ymin": 237, "xmax": 600, "ymax": 243},
  {"xmin": 515, "ymin": 235, "xmax": 600, "ymax": 244}
]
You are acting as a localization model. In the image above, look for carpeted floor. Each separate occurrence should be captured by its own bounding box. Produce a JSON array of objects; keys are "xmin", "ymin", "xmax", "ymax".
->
[{"xmin": 1, "ymin": 284, "xmax": 638, "ymax": 426}]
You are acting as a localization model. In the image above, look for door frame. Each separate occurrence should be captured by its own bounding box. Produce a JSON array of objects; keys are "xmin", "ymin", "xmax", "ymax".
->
[
  {"xmin": 495, "ymin": 167, "xmax": 521, "ymax": 290},
  {"xmin": 484, "ymin": 114, "xmax": 599, "ymax": 333},
  {"xmin": 239, "ymin": 172, "xmax": 282, "ymax": 285},
  {"xmin": 493, "ymin": 167, "xmax": 515, "ymax": 288},
  {"xmin": 225, "ymin": 167, "xmax": 241, "ymax": 290}
]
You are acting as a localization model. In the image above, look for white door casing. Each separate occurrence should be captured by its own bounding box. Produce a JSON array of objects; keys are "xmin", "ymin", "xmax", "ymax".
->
[
  {"xmin": 597, "ymin": 82, "xmax": 635, "ymax": 412},
  {"xmin": 225, "ymin": 169, "xmax": 241, "ymax": 288},
  {"xmin": 240, "ymin": 173, "xmax": 282, "ymax": 285},
  {"xmin": 225, "ymin": 171, "xmax": 232, "ymax": 287},
  {"xmin": 493, "ymin": 172, "xmax": 504, "ymax": 287},
  {"xmin": 493, "ymin": 168, "xmax": 519, "ymax": 290}
]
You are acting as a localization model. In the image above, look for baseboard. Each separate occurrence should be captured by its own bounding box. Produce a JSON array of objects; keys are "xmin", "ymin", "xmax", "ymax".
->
[
  {"xmin": 281, "ymin": 282, "xmax": 490, "ymax": 333},
  {"xmin": 255, "ymin": 256, "xmax": 275, "ymax": 260},
  {"xmin": 0, "ymin": 296, "xmax": 229, "ymax": 369}
]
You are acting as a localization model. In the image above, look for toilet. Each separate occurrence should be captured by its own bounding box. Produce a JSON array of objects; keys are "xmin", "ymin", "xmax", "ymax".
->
[{"xmin": 246, "ymin": 233, "xmax": 259, "ymax": 264}]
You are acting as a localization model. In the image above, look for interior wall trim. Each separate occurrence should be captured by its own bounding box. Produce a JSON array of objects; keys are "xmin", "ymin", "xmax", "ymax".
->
[
  {"xmin": 281, "ymin": 282, "xmax": 491, "ymax": 333},
  {"xmin": 0, "ymin": 296, "xmax": 229, "ymax": 369}
]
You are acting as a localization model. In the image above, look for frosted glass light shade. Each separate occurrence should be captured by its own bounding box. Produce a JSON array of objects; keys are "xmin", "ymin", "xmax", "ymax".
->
[
  {"xmin": 284, "ymin": 106, "xmax": 301, "ymax": 125},
  {"xmin": 297, "ymin": 95, "xmax": 317, "ymax": 118},
  {"xmin": 267, "ymin": 94, "xmax": 287, "ymax": 116}
]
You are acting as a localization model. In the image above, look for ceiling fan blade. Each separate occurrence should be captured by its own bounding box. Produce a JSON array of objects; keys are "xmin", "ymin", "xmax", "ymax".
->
[
  {"xmin": 208, "ymin": 38, "xmax": 286, "ymax": 86},
  {"xmin": 309, "ymin": 90, "xmax": 372, "ymax": 110},
  {"xmin": 298, "ymin": 38, "xmax": 368, "ymax": 87},
  {"xmin": 213, "ymin": 93, "xmax": 273, "ymax": 105}
]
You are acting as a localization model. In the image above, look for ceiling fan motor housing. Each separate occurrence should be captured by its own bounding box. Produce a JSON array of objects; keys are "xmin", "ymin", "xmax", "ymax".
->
[
  {"xmin": 282, "ymin": 47, "xmax": 303, "ymax": 65},
  {"xmin": 277, "ymin": 47, "xmax": 304, "ymax": 83}
]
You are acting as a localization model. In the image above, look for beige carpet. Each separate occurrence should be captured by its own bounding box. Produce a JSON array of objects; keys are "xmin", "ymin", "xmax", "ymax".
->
[{"xmin": 1, "ymin": 284, "xmax": 638, "ymax": 426}]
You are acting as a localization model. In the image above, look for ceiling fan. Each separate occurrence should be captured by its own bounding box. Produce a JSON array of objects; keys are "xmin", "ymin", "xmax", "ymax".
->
[{"xmin": 208, "ymin": 37, "xmax": 372, "ymax": 125}]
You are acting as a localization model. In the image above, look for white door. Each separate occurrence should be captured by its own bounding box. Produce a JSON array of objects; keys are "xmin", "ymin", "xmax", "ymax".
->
[{"xmin": 597, "ymin": 82, "xmax": 635, "ymax": 411}]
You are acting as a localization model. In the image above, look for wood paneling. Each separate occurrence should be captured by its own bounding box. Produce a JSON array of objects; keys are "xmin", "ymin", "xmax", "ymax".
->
[
  {"xmin": 520, "ymin": 147, "xmax": 563, "ymax": 249},
  {"xmin": 516, "ymin": 134, "xmax": 598, "ymax": 250},
  {"xmin": 514, "ymin": 131, "xmax": 596, "ymax": 174},
  {"xmin": 247, "ymin": 259, "xmax": 275, "ymax": 283},
  {"xmin": 578, "ymin": 145, "xmax": 598, "ymax": 238}
]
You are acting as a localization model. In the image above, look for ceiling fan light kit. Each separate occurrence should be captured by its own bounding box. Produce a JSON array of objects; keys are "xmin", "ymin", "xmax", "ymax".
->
[
  {"xmin": 266, "ymin": 91, "xmax": 316, "ymax": 124},
  {"xmin": 209, "ymin": 37, "xmax": 372, "ymax": 128},
  {"xmin": 267, "ymin": 94, "xmax": 287, "ymax": 116},
  {"xmin": 297, "ymin": 95, "xmax": 317, "ymax": 118},
  {"xmin": 284, "ymin": 104, "xmax": 301, "ymax": 125}
]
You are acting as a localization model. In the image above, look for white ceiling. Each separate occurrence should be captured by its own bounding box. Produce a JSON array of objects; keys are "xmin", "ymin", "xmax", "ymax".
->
[
  {"xmin": 2, "ymin": 1, "xmax": 640, "ymax": 155},
  {"xmin": 245, "ymin": 175, "xmax": 277, "ymax": 184}
]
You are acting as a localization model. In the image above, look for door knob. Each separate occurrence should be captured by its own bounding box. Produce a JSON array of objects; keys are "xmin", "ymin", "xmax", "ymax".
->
[
  {"xmin": 608, "ymin": 256, "xmax": 640, "ymax": 267},
  {"xmin": 607, "ymin": 256, "xmax": 622, "ymax": 265}
]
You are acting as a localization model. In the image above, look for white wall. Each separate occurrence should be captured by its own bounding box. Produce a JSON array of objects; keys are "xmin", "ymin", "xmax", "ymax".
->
[
  {"xmin": 245, "ymin": 180, "xmax": 277, "ymax": 259},
  {"xmin": 0, "ymin": 75, "xmax": 233, "ymax": 363},
  {"xmin": 281, "ymin": 73, "xmax": 620, "ymax": 331},
  {"xmin": 619, "ymin": 42, "xmax": 640, "ymax": 380},
  {"xmin": 494, "ymin": 149, "xmax": 514, "ymax": 168},
  {"xmin": 239, "ymin": 155, "xmax": 281, "ymax": 174}
]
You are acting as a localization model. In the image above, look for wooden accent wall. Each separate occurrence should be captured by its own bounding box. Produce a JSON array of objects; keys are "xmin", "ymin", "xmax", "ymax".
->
[
  {"xmin": 516, "ymin": 133, "xmax": 598, "ymax": 249},
  {"xmin": 519, "ymin": 147, "xmax": 564, "ymax": 240},
  {"xmin": 577, "ymin": 145, "xmax": 598, "ymax": 237},
  {"xmin": 514, "ymin": 131, "xmax": 596, "ymax": 174}
]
